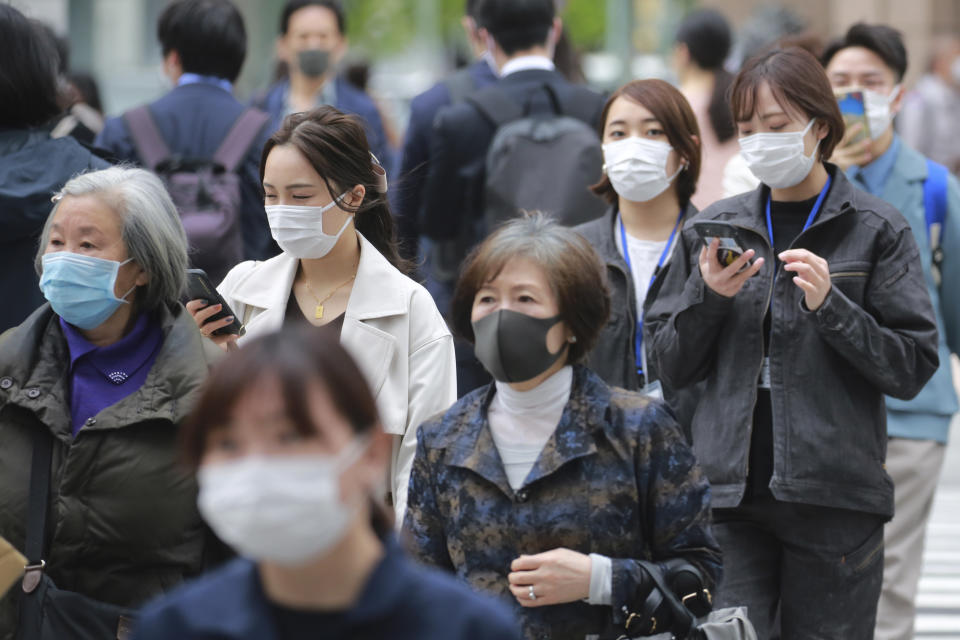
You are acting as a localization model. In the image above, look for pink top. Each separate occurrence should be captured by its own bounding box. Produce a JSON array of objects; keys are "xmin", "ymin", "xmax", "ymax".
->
[{"xmin": 683, "ymin": 86, "xmax": 739, "ymax": 210}]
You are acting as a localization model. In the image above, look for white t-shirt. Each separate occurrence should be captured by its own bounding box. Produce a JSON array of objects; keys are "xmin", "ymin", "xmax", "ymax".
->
[{"xmin": 614, "ymin": 214, "xmax": 672, "ymax": 320}]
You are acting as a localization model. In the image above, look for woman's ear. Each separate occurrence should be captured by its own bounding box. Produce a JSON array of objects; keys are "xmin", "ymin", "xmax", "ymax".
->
[
  {"xmin": 814, "ymin": 119, "xmax": 829, "ymax": 141},
  {"xmin": 346, "ymin": 184, "xmax": 366, "ymax": 209}
]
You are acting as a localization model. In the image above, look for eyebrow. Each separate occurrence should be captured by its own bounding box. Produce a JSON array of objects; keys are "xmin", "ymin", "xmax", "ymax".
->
[
  {"xmin": 262, "ymin": 182, "xmax": 319, "ymax": 190},
  {"xmin": 608, "ymin": 117, "xmax": 661, "ymax": 127},
  {"xmin": 759, "ymin": 111, "xmax": 788, "ymax": 121},
  {"xmin": 50, "ymin": 223, "xmax": 104, "ymax": 235}
]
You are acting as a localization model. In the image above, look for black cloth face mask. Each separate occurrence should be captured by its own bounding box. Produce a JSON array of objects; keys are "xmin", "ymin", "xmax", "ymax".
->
[
  {"xmin": 297, "ymin": 48, "xmax": 331, "ymax": 78},
  {"xmin": 472, "ymin": 309, "xmax": 567, "ymax": 383}
]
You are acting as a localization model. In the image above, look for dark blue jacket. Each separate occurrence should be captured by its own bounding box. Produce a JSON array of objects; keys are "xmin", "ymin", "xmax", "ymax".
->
[
  {"xmin": 0, "ymin": 129, "xmax": 108, "ymax": 332},
  {"xmin": 252, "ymin": 76, "xmax": 390, "ymax": 173},
  {"xmin": 95, "ymin": 83, "xmax": 276, "ymax": 262},
  {"xmin": 130, "ymin": 538, "xmax": 521, "ymax": 640},
  {"xmin": 403, "ymin": 365, "xmax": 721, "ymax": 640},
  {"xmin": 395, "ymin": 60, "xmax": 498, "ymax": 259}
]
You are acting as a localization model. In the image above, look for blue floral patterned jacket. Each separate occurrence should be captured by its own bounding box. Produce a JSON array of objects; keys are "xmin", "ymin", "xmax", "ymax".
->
[{"xmin": 402, "ymin": 365, "xmax": 721, "ymax": 640}]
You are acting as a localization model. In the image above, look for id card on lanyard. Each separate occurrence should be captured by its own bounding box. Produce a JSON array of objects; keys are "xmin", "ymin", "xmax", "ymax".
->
[
  {"xmin": 619, "ymin": 210, "xmax": 684, "ymax": 389},
  {"xmin": 759, "ymin": 175, "xmax": 832, "ymax": 389}
]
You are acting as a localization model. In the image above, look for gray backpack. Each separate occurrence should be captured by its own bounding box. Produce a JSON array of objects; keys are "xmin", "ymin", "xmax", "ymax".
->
[
  {"xmin": 123, "ymin": 106, "xmax": 269, "ymax": 284},
  {"xmin": 468, "ymin": 83, "xmax": 606, "ymax": 232}
]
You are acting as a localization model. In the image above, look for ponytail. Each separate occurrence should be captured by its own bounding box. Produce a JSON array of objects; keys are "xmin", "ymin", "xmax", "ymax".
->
[
  {"xmin": 708, "ymin": 69, "xmax": 735, "ymax": 143},
  {"xmin": 355, "ymin": 192, "xmax": 413, "ymax": 275}
]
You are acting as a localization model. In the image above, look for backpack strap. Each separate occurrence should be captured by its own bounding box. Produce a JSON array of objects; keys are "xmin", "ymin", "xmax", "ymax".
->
[
  {"xmin": 924, "ymin": 158, "xmax": 949, "ymax": 288},
  {"xmin": 562, "ymin": 87, "xmax": 602, "ymax": 127},
  {"xmin": 444, "ymin": 67, "xmax": 478, "ymax": 104},
  {"xmin": 466, "ymin": 85, "xmax": 524, "ymax": 128},
  {"xmin": 213, "ymin": 108, "xmax": 271, "ymax": 173},
  {"xmin": 123, "ymin": 106, "xmax": 172, "ymax": 171}
]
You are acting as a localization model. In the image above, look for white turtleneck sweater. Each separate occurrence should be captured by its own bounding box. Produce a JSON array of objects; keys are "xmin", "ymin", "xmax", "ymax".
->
[{"xmin": 487, "ymin": 366, "xmax": 612, "ymax": 605}]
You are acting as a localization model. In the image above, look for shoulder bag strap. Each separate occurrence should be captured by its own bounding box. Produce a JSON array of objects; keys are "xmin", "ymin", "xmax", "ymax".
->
[
  {"xmin": 924, "ymin": 158, "xmax": 949, "ymax": 289},
  {"xmin": 212, "ymin": 108, "xmax": 271, "ymax": 173},
  {"xmin": 19, "ymin": 426, "xmax": 53, "ymax": 632},
  {"xmin": 122, "ymin": 106, "xmax": 172, "ymax": 171},
  {"xmin": 466, "ymin": 85, "xmax": 524, "ymax": 128}
]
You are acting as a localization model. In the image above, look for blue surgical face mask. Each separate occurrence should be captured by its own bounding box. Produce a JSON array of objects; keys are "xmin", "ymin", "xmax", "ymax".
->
[{"xmin": 40, "ymin": 252, "xmax": 137, "ymax": 329}]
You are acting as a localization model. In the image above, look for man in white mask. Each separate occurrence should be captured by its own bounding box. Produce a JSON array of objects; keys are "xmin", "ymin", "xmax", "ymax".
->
[{"xmin": 824, "ymin": 23, "xmax": 960, "ymax": 640}]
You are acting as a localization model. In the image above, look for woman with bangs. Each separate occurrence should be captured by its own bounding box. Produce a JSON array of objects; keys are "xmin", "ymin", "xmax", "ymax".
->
[
  {"xmin": 575, "ymin": 78, "xmax": 701, "ymax": 427},
  {"xmin": 645, "ymin": 47, "xmax": 939, "ymax": 638}
]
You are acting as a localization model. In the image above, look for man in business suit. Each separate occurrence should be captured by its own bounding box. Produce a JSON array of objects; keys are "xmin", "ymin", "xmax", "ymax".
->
[
  {"xmin": 96, "ymin": 0, "xmax": 275, "ymax": 263},
  {"xmin": 394, "ymin": 0, "xmax": 498, "ymax": 264},
  {"xmin": 421, "ymin": 0, "xmax": 604, "ymax": 395},
  {"xmin": 252, "ymin": 0, "xmax": 389, "ymax": 167}
]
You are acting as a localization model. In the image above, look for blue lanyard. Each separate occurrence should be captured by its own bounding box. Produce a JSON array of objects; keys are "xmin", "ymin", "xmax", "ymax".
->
[
  {"xmin": 619, "ymin": 210, "xmax": 684, "ymax": 379},
  {"xmin": 764, "ymin": 175, "xmax": 832, "ymax": 311}
]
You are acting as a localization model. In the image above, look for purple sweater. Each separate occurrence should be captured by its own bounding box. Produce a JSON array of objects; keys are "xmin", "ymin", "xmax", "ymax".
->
[{"xmin": 61, "ymin": 313, "xmax": 164, "ymax": 436}]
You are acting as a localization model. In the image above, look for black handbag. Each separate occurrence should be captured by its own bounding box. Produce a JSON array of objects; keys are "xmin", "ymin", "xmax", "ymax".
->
[{"xmin": 16, "ymin": 427, "xmax": 137, "ymax": 640}]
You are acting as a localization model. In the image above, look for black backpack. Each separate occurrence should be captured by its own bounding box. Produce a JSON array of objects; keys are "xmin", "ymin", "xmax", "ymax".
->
[
  {"xmin": 123, "ymin": 106, "xmax": 269, "ymax": 283},
  {"xmin": 467, "ymin": 82, "xmax": 606, "ymax": 232}
]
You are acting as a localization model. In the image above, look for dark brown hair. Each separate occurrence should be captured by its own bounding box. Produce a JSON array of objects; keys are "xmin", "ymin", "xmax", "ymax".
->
[
  {"xmin": 730, "ymin": 47, "xmax": 845, "ymax": 160},
  {"xmin": 451, "ymin": 212, "xmax": 610, "ymax": 364},
  {"xmin": 591, "ymin": 79, "xmax": 702, "ymax": 207},
  {"xmin": 261, "ymin": 106, "xmax": 411, "ymax": 273},
  {"xmin": 180, "ymin": 325, "xmax": 392, "ymax": 532}
]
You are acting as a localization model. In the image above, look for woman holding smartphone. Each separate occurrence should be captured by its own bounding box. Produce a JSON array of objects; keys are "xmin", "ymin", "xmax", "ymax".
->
[
  {"xmin": 187, "ymin": 106, "xmax": 455, "ymax": 522},
  {"xmin": 645, "ymin": 47, "xmax": 939, "ymax": 639}
]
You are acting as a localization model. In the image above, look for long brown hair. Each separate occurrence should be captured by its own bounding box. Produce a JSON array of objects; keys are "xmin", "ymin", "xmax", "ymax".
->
[
  {"xmin": 261, "ymin": 106, "xmax": 411, "ymax": 273},
  {"xmin": 180, "ymin": 324, "xmax": 394, "ymax": 534},
  {"xmin": 590, "ymin": 79, "xmax": 702, "ymax": 207}
]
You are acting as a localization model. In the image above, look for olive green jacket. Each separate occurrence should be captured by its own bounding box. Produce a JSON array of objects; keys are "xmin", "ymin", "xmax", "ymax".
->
[{"xmin": 0, "ymin": 303, "xmax": 220, "ymax": 640}]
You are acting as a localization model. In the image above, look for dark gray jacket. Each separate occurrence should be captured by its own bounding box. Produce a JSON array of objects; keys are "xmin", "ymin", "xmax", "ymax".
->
[
  {"xmin": 574, "ymin": 205, "xmax": 700, "ymax": 433},
  {"xmin": 645, "ymin": 166, "xmax": 939, "ymax": 517}
]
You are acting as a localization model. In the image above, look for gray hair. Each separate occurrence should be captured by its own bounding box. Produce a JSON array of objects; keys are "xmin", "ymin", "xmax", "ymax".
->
[{"xmin": 35, "ymin": 166, "xmax": 188, "ymax": 312}]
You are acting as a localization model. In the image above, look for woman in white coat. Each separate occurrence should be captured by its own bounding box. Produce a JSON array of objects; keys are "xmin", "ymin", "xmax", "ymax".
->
[{"xmin": 188, "ymin": 106, "xmax": 456, "ymax": 522}]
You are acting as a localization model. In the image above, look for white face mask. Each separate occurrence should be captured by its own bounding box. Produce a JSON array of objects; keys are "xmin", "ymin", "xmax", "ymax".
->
[
  {"xmin": 602, "ymin": 137, "xmax": 683, "ymax": 202},
  {"xmin": 738, "ymin": 119, "xmax": 819, "ymax": 189},
  {"xmin": 265, "ymin": 192, "xmax": 352, "ymax": 259},
  {"xmin": 863, "ymin": 85, "xmax": 901, "ymax": 140},
  {"xmin": 197, "ymin": 440, "xmax": 367, "ymax": 566}
]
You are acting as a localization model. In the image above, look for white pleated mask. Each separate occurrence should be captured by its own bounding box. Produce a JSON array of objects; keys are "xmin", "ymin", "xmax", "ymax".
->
[{"xmin": 265, "ymin": 192, "xmax": 352, "ymax": 258}]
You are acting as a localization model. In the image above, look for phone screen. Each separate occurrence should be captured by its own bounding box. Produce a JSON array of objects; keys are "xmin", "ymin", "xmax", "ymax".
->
[{"xmin": 836, "ymin": 90, "xmax": 870, "ymax": 144}]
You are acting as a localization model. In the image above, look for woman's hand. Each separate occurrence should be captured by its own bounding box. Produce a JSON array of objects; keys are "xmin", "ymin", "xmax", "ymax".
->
[
  {"xmin": 699, "ymin": 238, "xmax": 764, "ymax": 298},
  {"xmin": 780, "ymin": 249, "xmax": 832, "ymax": 311},
  {"xmin": 507, "ymin": 548, "xmax": 591, "ymax": 607},
  {"xmin": 185, "ymin": 299, "xmax": 239, "ymax": 352},
  {"xmin": 829, "ymin": 122, "xmax": 873, "ymax": 172}
]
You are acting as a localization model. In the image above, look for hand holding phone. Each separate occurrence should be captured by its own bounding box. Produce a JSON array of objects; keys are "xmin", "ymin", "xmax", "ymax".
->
[
  {"xmin": 832, "ymin": 89, "xmax": 874, "ymax": 170},
  {"xmin": 184, "ymin": 269, "xmax": 244, "ymax": 349},
  {"xmin": 692, "ymin": 221, "xmax": 764, "ymax": 297}
]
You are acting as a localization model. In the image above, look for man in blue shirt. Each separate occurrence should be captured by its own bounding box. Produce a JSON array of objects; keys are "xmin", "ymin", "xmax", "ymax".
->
[
  {"xmin": 824, "ymin": 23, "xmax": 960, "ymax": 640},
  {"xmin": 251, "ymin": 0, "xmax": 389, "ymax": 166},
  {"xmin": 96, "ymin": 0, "xmax": 275, "ymax": 263}
]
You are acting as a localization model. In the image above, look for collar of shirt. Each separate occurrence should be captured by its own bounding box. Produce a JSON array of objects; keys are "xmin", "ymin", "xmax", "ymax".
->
[
  {"xmin": 178, "ymin": 73, "xmax": 234, "ymax": 94},
  {"xmin": 500, "ymin": 55, "xmax": 556, "ymax": 78},
  {"xmin": 281, "ymin": 78, "xmax": 338, "ymax": 118},
  {"xmin": 481, "ymin": 51, "xmax": 501, "ymax": 77},
  {"xmin": 60, "ymin": 312, "xmax": 162, "ymax": 385},
  {"xmin": 847, "ymin": 134, "xmax": 901, "ymax": 197}
]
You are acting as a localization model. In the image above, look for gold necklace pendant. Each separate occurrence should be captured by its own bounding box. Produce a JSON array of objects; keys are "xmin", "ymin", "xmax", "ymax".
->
[{"xmin": 315, "ymin": 304, "xmax": 324, "ymax": 319}]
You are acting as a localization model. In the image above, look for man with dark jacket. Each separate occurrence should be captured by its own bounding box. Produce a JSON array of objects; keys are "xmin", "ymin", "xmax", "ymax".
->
[
  {"xmin": 420, "ymin": 0, "xmax": 604, "ymax": 395},
  {"xmin": 96, "ymin": 0, "xmax": 275, "ymax": 263},
  {"xmin": 0, "ymin": 4, "xmax": 109, "ymax": 333},
  {"xmin": 394, "ymin": 0, "xmax": 498, "ymax": 264},
  {"xmin": 251, "ymin": 0, "xmax": 389, "ymax": 166}
]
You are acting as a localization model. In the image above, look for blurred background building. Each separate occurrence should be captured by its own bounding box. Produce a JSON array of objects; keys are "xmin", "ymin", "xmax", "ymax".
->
[{"xmin": 7, "ymin": 0, "xmax": 960, "ymax": 133}]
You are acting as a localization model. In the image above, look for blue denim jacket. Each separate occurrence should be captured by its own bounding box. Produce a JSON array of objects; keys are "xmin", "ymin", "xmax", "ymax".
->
[
  {"xmin": 402, "ymin": 365, "xmax": 721, "ymax": 640},
  {"xmin": 852, "ymin": 139, "xmax": 960, "ymax": 443}
]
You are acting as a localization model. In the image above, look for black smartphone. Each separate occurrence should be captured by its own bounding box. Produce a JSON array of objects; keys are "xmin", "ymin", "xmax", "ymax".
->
[
  {"xmin": 692, "ymin": 221, "xmax": 750, "ymax": 268},
  {"xmin": 184, "ymin": 269, "xmax": 245, "ymax": 336}
]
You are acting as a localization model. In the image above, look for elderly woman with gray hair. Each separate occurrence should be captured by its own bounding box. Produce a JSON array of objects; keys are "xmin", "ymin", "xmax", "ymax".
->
[{"xmin": 0, "ymin": 166, "xmax": 222, "ymax": 640}]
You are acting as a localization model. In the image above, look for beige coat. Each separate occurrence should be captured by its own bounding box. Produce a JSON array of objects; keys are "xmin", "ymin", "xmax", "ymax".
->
[{"xmin": 216, "ymin": 233, "xmax": 456, "ymax": 521}]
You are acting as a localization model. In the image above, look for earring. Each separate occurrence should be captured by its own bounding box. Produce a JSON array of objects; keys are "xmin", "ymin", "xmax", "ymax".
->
[{"xmin": 569, "ymin": 335, "xmax": 578, "ymax": 344}]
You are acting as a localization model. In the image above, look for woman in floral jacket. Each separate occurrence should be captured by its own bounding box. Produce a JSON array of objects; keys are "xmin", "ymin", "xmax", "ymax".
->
[{"xmin": 402, "ymin": 213, "xmax": 721, "ymax": 640}]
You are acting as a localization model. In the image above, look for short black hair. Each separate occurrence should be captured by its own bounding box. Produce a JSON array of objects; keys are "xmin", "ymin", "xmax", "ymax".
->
[
  {"xmin": 478, "ymin": 0, "xmax": 555, "ymax": 56},
  {"xmin": 0, "ymin": 5, "xmax": 61, "ymax": 128},
  {"xmin": 280, "ymin": 1, "xmax": 345, "ymax": 36},
  {"xmin": 465, "ymin": 0, "xmax": 482, "ymax": 20},
  {"xmin": 157, "ymin": 0, "xmax": 247, "ymax": 82},
  {"xmin": 675, "ymin": 9, "xmax": 731, "ymax": 71},
  {"xmin": 822, "ymin": 23, "xmax": 908, "ymax": 81}
]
